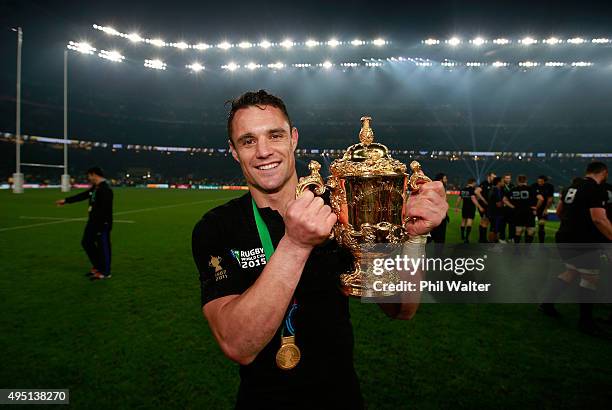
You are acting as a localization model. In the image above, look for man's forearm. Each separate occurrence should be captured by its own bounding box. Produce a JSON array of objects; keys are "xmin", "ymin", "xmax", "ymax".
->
[
  {"xmin": 593, "ymin": 218, "xmax": 612, "ymax": 241},
  {"xmin": 207, "ymin": 236, "xmax": 311, "ymax": 364}
]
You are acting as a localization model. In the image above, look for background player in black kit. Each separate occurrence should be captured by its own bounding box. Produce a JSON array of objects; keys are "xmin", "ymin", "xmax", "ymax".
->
[
  {"xmin": 499, "ymin": 173, "xmax": 515, "ymax": 243},
  {"xmin": 503, "ymin": 175, "xmax": 543, "ymax": 243},
  {"xmin": 475, "ymin": 172, "xmax": 495, "ymax": 243},
  {"xmin": 56, "ymin": 167, "xmax": 114, "ymax": 280},
  {"xmin": 532, "ymin": 176, "xmax": 555, "ymax": 243},
  {"xmin": 455, "ymin": 178, "xmax": 484, "ymax": 243},
  {"xmin": 487, "ymin": 177, "xmax": 505, "ymax": 243},
  {"xmin": 540, "ymin": 162, "xmax": 612, "ymax": 336}
]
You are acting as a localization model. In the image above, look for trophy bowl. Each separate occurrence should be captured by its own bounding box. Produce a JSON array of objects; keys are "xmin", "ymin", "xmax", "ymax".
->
[{"xmin": 296, "ymin": 116, "xmax": 431, "ymax": 297}]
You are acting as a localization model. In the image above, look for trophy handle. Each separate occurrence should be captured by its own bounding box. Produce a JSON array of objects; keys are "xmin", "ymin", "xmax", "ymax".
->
[
  {"xmin": 296, "ymin": 160, "xmax": 327, "ymax": 198},
  {"xmin": 407, "ymin": 161, "xmax": 432, "ymax": 192},
  {"xmin": 296, "ymin": 160, "xmax": 336, "ymax": 240}
]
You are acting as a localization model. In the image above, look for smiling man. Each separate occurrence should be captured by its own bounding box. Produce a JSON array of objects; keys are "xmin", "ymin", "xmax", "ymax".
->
[{"xmin": 191, "ymin": 90, "xmax": 448, "ymax": 409}]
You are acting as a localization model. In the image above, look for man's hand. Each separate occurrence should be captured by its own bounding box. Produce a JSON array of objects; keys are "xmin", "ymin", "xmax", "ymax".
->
[
  {"xmin": 55, "ymin": 199, "xmax": 66, "ymax": 206},
  {"xmin": 404, "ymin": 181, "xmax": 448, "ymax": 236},
  {"xmin": 283, "ymin": 190, "xmax": 337, "ymax": 250}
]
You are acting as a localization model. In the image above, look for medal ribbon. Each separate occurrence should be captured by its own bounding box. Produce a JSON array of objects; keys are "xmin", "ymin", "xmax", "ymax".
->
[{"xmin": 251, "ymin": 198, "xmax": 298, "ymax": 337}]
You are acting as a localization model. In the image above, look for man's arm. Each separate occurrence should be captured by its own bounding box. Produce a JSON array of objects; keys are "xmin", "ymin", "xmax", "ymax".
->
[
  {"xmin": 57, "ymin": 186, "xmax": 92, "ymax": 205},
  {"xmin": 590, "ymin": 208, "xmax": 612, "ymax": 240},
  {"xmin": 379, "ymin": 181, "xmax": 448, "ymax": 320},
  {"xmin": 199, "ymin": 192, "xmax": 336, "ymax": 365},
  {"xmin": 203, "ymin": 238, "xmax": 311, "ymax": 365},
  {"xmin": 471, "ymin": 195, "xmax": 484, "ymax": 212},
  {"xmin": 502, "ymin": 196, "xmax": 515, "ymax": 208},
  {"xmin": 474, "ymin": 187, "xmax": 487, "ymax": 205},
  {"xmin": 556, "ymin": 201, "xmax": 564, "ymax": 217}
]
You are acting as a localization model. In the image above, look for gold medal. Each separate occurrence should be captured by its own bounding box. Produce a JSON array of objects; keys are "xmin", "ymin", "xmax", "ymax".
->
[{"xmin": 275, "ymin": 335, "xmax": 300, "ymax": 370}]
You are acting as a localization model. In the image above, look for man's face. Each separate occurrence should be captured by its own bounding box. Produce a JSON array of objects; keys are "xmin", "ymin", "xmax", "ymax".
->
[
  {"xmin": 87, "ymin": 173, "xmax": 96, "ymax": 184},
  {"xmin": 537, "ymin": 178, "xmax": 545, "ymax": 186},
  {"xmin": 488, "ymin": 173, "xmax": 496, "ymax": 183},
  {"xmin": 229, "ymin": 105, "xmax": 298, "ymax": 193},
  {"xmin": 503, "ymin": 175, "xmax": 511, "ymax": 185}
]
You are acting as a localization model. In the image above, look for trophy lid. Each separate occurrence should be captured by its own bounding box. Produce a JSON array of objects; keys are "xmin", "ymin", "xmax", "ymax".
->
[{"xmin": 330, "ymin": 116, "xmax": 407, "ymax": 177}]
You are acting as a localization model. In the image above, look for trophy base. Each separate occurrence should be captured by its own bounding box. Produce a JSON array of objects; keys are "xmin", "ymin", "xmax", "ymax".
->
[{"xmin": 339, "ymin": 272, "xmax": 397, "ymax": 298}]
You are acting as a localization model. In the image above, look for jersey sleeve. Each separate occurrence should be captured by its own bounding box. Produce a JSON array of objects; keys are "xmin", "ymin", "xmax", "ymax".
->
[
  {"xmin": 192, "ymin": 212, "xmax": 248, "ymax": 307},
  {"xmin": 585, "ymin": 183, "xmax": 607, "ymax": 209},
  {"xmin": 64, "ymin": 187, "xmax": 92, "ymax": 204}
]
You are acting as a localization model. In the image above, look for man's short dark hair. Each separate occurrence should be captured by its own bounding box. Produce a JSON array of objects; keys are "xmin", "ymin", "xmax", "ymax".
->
[
  {"xmin": 492, "ymin": 176, "xmax": 502, "ymax": 186},
  {"xmin": 586, "ymin": 161, "xmax": 607, "ymax": 174},
  {"xmin": 226, "ymin": 90, "xmax": 292, "ymax": 143},
  {"xmin": 87, "ymin": 167, "xmax": 104, "ymax": 177},
  {"xmin": 517, "ymin": 175, "xmax": 527, "ymax": 184},
  {"xmin": 537, "ymin": 175, "xmax": 548, "ymax": 182},
  {"xmin": 467, "ymin": 178, "xmax": 476, "ymax": 184}
]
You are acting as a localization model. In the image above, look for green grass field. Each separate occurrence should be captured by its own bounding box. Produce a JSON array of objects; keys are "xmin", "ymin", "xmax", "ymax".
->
[{"xmin": 0, "ymin": 189, "xmax": 610, "ymax": 409}]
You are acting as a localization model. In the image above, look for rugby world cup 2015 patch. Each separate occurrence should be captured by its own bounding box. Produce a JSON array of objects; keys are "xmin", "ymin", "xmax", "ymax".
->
[{"xmin": 231, "ymin": 247, "xmax": 267, "ymax": 269}]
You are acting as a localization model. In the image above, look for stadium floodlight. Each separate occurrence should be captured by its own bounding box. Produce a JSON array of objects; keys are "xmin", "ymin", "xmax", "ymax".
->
[
  {"xmin": 544, "ymin": 61, "xmax": 565, "ymax": 67},
  {"xmin": 519, "ymin": 61, "xmax": 539, "ymax": 68},
  {"xmin": 466, "ymin": 62, "xmax": 483, "ymax": 67},
  {"xmin": 217, "ymin": 42, "xmax": 232, "ymax": 50},
  {"xmin": 470, "ymin": 37, "xmax": 487, "ymax": 46},
  {"xmin": 267, "ymin": 62, "xmax": 285, "ymax": 69},
  {"xmin": 351, "ymin": 39, "xmax": 365, "ymax": 46},
  {"xmin": 543, "ymin": 37, "xmax": 562, "ymax": 45},
  {"xmin": 321, "ymin": 60, "xmax": 333, "ymax": 69},
  {"xmin": 245, "ymin": 62, "xmax": 262, "ymax": 70},
  {"xmin": 327, "ymin": 38, "xmax": 341, "ymax": 47},
  {"xmin": 423, "ymin": 38, "xmax": 440, "ymax": 45},
  {"xmin": 571, "ymin": 61, "xmax": 593, "ymax": 67},
  {"xmin": 372, "ymin": 38, "xmax": 386, "ymax": 46},
  {"xmin": 222, "ymin": 62, "xmax": 240, "ymax": 71},
  {"xmin": 94, "ymin": 24, "xmax": 120, "ymax": 36},
  {"xmin": 238, "ymin": 41, "xmax": 253, "ymax": 49},
  {"xmin": 340, "ymin": 62, "xmax": 360, "ymax": 67},
  {"xmin": 492, "ymin": 61, "xmax": 508, "ymax": 67},
  {"xmin": 567, "ymin": 37, "xmax": 586, "ymax": 44},
  {"xmin": 305, "ymin": 39, "xmax": 319, "ymax": 47},
  {"xmin": 67, "ymin": 41, "xmax": 96, "ymax": 54},
  {"xmin": 519, "ymin": 37, "xmax": 537, "ymax": 45},
  {"xmin": 193, "ymin": 43, "xmax": 211, "ymax": 50},
  {"xmin": 492, "ymin": 38, "xmax": 510, "ymax": 45},
  {"xmin": 441, "ymin": 60, "xmax": 456, "ymax": 67},
  {"xmin": 186, "ymin": 62, "xmax": 205, "ymax": 72},
  {"xmin": 98, "ymin": 50, "xmax": 124, "ymax": 62},
  {"xmin": 280, "ymin": 39, "xmax": 294, "ymax": 48},
  {"xmin": 144, "ymin": 59, "xmax": 166, "ymax": 70},
  {"xmin": 293, "ymin": 63, "xmax": 311, "ymax": 68},
  {"xmin": 127, "ymin": 32, "xmax": 144, "ymax": 43},
  {"xmin": 365, "ymin": 62, "xmax": 383, "ymax": 67},
  {"xmin": 259, "ymin": 40, "xmax": 272, "ymax": 48},
  {"xmin": 592, "ymin": 38, "xmax": 611, "ymax": 44},
  {"xmin": 149, "ymin": 38, "xmax": 166, "ymax": 47},
  {"xmin": 415, "ymin": 61, "xmax": 433, "ymax": 67},
  {"xmin": 446, "ymin": 37, "xmax": 461, "ymax": 46},
  {"xmin": 174, "ymin": 41, "xmax": 189, "ymax": 49}
]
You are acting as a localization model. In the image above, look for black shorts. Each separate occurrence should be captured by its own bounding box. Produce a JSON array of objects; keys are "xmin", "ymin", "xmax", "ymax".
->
[
  {"xmin": 462, "ymin": 207, "xmax": 476, "ymax": 219},
  {"xmin": 556, "ymin": 245, "xmax": 601, "ymax": 272},
  {"xmin": 514, "ymin": 211, "xmax": 535, "ymax": 228}
]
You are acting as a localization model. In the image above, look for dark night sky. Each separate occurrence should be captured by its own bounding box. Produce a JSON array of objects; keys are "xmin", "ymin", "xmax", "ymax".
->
[{"xmin": 1, "ymin": 0, "xmax": 612, "ymax": 151}]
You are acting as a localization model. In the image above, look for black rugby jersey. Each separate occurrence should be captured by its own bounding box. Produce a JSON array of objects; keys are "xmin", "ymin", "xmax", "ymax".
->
[{"xmin": 192, "ymin": 192, "xmax": 363, "ymax": 409}]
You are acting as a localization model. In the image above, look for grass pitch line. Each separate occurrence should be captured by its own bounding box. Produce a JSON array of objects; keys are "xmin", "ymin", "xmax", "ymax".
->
[
  {"xmin": 113, "ymin": 197, "xmax": 237, "ymax": 216},
  {"xmin": 0, "ymin": 196, "xmax": 237, "ymax": 233},
  {"xmin": 20, "ymin": 216, "xmax": 136, "ymax": 223}
]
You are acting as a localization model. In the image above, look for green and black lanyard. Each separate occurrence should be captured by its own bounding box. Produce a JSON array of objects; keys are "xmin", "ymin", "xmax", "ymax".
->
[{"xmin": 251, "ymin": 198, "xmax": 298, "ymax": 338}]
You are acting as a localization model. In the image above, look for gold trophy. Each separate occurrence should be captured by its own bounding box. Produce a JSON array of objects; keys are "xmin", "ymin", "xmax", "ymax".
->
[{"xmin": 296, "ymin": 116, "xmax": 431, "ymax": 297}]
